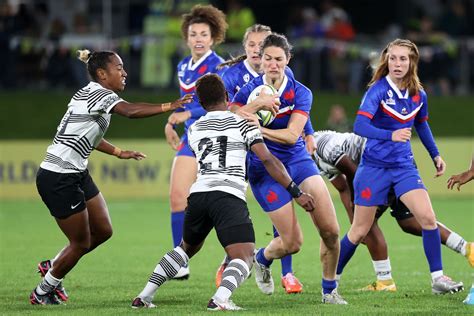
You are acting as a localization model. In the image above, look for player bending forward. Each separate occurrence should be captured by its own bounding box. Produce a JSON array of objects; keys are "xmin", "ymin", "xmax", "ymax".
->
[{"xmin": 132, "ymin": 73, "xmax": 314, "ymax": 311}]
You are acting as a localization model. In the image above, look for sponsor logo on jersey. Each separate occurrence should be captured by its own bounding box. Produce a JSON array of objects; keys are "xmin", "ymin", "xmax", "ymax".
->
[
  {"xmin": 243, "ymin": 73, "xmax": 250, "ymax": 83},
  {"xmin": 401, "ymin": 107, "xmax": 408, "ymax": 115}
]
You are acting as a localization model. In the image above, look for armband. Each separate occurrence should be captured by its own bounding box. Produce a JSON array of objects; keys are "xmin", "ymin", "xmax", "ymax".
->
[
  {"xmin": 286, "ymin": 181, "xmax": 303, "ymax": 198},
  {"xmin": 161, "ymin": 102, "xmax": 171, "ymax": 112},
  {"xmin": 113, "ymin": 147, "xmax": 122, "ymax": 158}
]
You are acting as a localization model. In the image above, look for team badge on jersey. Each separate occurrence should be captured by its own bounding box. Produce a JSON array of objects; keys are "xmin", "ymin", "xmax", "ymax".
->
[
  {"xmin": 243, "ymin": 73, "xmax": 250, "ymax": 83},
  {"xmin": 178, "ymin": 64, "xmax": 187, "ymax": 77},
  {"xmin": 385, "ymin": 90, "xmax": 396, "ymax": 105}
]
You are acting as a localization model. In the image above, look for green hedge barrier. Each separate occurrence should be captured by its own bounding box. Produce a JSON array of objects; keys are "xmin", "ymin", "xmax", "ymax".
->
[{"xmin": 1, "ymin": 90, "xmax": 472, "ymax": 139}]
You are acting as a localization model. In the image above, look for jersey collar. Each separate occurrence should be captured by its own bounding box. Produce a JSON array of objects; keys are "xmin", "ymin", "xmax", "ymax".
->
[
  {"xmin": 243, "ymin": 59, "xmax": 259, "ymax": 78},
  {"xmin": 385, "ymin": 75, "xmax": 409, "ymax": 99},
  {"xmin": 188, "ymin": 50, "xmax": 213, "ymax": 71},
  {"xmin": 262, "ymin": 74, "xmax": 288, "ymax": 96}
]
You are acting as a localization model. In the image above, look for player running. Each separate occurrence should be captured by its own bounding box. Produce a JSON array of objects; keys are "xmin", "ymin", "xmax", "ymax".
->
[
  {"xmin": 31, "ymin": 49, "xmax": 191, "ymax": 305},
  {"xmin": 131, "ymin": 74, "xmax": 314, "ymax": 310},
  {"xmin": 215, "ymin": 24, "xmax": 315, "ymax": 294},
  {"xmin": 164, "ymin": 4, "xmax": 228, "ymax": 280},
  {"xmin": 231, "ymin": 33, "xmax": 346, "ymax": 304},
  {"xmin": 336, "ymin": 38, "xmax": 463, "ymax": 295},
  {"xmin": 313, "ymin": 130, "xmax": 473, "ymax": 291}
]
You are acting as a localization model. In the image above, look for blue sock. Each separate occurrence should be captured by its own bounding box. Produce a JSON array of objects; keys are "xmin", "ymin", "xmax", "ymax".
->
[
  {"xmin": 322, "ymin": 278, "xmax": 337, "ymax": 294},
  {"xmin": 337, "ymin": 234, "xmax": 358, "ymax": 275},
  {"xmin": 422, "ymin": 227, "xmax": 443, "ymax": 272},
  {"xmin": 171, "ymin": 211, "xmax": 185, "ymax": 247},
  {"xmin": 256, "ymin": 248, "xmax": 273, "ymax": 267},
  {"xmin": 273, "ymin": 226, "xmax": 293, "ymax": 276}
]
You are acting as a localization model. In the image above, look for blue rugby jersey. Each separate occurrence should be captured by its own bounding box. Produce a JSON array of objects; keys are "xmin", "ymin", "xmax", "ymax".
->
[
  {"xmin": 223, "ymin": 61, "xmax": 313, "ymax": 135},
  {"xmin": 232, "ymin": 74, "xmax": 312, "ymax": 163},
  {"xmin": 356, "ymin": 75, "xmax": 430, "ymax": 167},
  {"xmin": 177, "ymin": 50, "xmax": 226, "ymax": 131},
  {"xmin": 222, "ymin": 60, "xmax": 295, "ymax": 101}
]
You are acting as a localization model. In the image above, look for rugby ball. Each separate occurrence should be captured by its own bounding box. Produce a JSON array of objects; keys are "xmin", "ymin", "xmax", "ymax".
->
[{"xmin": 246, "ymin": 84, "xmax": 278, "ymax": 126}]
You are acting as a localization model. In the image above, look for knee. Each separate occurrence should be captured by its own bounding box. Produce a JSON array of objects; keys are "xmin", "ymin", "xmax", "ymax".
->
[
  {"xmin": 70, "ymin": 238, "xmax": 92, "ymax": 255},
  {"xmin": 417, "ymin": 213, "xmax": 437, "ymax": 229},
  {"xmin": 97, "ymin": 226, "xmax": 113, "ymax": 243},
  {"xmin": 284, "ymin": 237, "xmax": 303, "ymax": 254},
  {"xmin": 348, "ymin": 226, "xmax": 369, "ymax": 245},
  {"xmin": 169, "ymin": 187, "xmax": 188, "ymax": 209},
  {"xmin": 320, "ymin": 230, "xmax": 339, "ymax": 249}
]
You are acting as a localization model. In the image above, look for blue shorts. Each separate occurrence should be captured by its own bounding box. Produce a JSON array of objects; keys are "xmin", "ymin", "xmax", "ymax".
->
[
  {"xmin": 354, "ymin": 164, "xmax": 426, "ymax": 206},
  {"xmin": 176, "ymin": 133, "xmax": 195, "ymax": 157},
  {"xmin": 249, "ymin": 157, "xmax": 319, "ymax": 212}
]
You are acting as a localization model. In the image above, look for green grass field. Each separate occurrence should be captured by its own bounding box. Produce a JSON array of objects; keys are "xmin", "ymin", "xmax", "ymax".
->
[{"xmin": 1, "ymin": 197, "xmax": 473, "ymax": 315}]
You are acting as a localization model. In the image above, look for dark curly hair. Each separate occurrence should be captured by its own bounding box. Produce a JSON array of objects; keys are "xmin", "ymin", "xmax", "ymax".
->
[{"xmin": 181, "ymin": 4, "xmax": 228, "ymax": 45}]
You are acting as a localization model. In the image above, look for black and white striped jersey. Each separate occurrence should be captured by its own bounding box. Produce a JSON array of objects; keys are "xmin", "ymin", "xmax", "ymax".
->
[
  {"xmin": 40, "ymin": 82, "xmax": 123, "ymax": 173},
  {"xmin": 313, "ymin": 131, "xmax": 366, "ymax": 181},
  {"xmin": 188, "ymin": 111, "xmax": 263, "ymax": 201}
]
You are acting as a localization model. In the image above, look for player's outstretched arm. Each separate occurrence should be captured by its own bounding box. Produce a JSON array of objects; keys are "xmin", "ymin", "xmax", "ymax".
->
[
  {"xmin": 447, "ymin": 156, "xmax": 474, "ymax": 191},
  {"xmin": 250, "ymin": 142, "xmax": 315, "ymax": 211},
  {"xmin": 112, "ymin": 94, "xmax": 193, "ymax": 118},
  {"xmin": 95, "ymin": 139, "xmax": 146, "ymax": 160}
]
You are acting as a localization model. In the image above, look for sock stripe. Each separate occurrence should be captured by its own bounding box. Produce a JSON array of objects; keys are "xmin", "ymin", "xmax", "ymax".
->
[
  {"xmin": 228, "ymin": 261, "xmax": 249, "ymax": 279},
  {"xmin": 167, "ymin": 250, "xmax": 185, "ymax": 267},
  {"xmin": 222, "ymin": 268, "xmax": 243, "ymax": 286},
  {"xmin": 149, "ymin": 272, "xmax": 167, "ymax": 286},
  {"xmin": 220, "ymin": 279, "xmax": 237, "ymax": 292},
  {"xmin": 160, "ymin": 257, "xmax": 178, "ymax": 277}
]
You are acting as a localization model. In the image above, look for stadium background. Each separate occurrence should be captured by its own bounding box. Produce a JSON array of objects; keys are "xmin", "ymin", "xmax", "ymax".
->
[
  {"xmin": 1, "ymin": 0, "xmax": 472, "ymax": 199},
  {"xmin": 0, "ymin": 1, "xmax": 473, "ymax": 314}
]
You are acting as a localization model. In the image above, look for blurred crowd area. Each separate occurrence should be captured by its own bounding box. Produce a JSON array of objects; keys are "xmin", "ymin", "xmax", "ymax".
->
[{"xmin": 1, "ymin": 0, "xmax": 473, "ymax": 95}]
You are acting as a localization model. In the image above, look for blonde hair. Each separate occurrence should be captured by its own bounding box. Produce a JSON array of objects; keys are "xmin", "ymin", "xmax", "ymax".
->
[
  {"xmin": 369, "ymin": 39, "xmax": 422, "ymax": 95},
  {"xmin": 218, "ymin": 24, "xmax": 272, "ymax": 69}
]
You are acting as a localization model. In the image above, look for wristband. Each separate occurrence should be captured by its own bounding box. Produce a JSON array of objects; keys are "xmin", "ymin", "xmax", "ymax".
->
[
  {"xmin": 161, "ymin": 102, "xmax": 171, "ymax": 112},
  {"xmin": 113, "ymin": 147, "xmax": 122, "ymax": 158},
  {"xmin": 286, "ymin": 181, "xmax": 303, "ymax": 198}
]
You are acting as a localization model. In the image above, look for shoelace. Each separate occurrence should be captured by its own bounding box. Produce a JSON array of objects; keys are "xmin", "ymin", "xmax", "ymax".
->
[{"xmin": 262, "ymin": 268, "xmax": 271, "ymax": 282}]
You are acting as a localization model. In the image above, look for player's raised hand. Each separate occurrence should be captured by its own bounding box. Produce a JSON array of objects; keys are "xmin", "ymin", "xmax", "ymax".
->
[
  {"xmin": 392, "ymin": 128, "xmax": 411, "ymax": 142},
  {"xmin": 170, "ymin": 94, "xmax": 193, "ymax": 110},
  {"xmin": 433, "ymin": 155, "xmax": 446, "ymax": 177},
  {"xmin": 118, "ymin": 150, "xmax": 147, "ymax": 160},
  {"xmin": 295, "ymin": 192, "xmax": 315, "ymax": 212}
]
